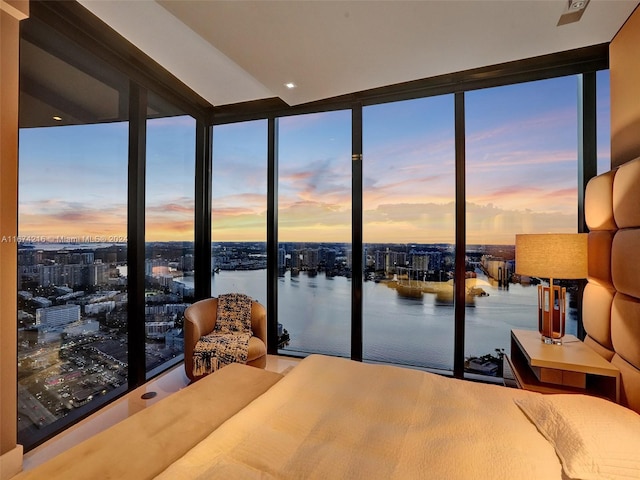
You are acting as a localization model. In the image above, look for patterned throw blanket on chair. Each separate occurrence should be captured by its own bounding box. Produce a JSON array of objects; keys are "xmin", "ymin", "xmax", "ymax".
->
[{"xmin": 192, "ymin": 293, "xmax": 253, "ymax": 376}]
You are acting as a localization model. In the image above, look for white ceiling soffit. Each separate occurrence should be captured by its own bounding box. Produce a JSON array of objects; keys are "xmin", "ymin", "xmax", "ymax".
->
[
  {"xmin": 80, "ymin": 0, "xmax": 639, "ymax": 107},
  {"xmin": 78, "ymin": 0, "xmax": 273, "ymax": 105}
]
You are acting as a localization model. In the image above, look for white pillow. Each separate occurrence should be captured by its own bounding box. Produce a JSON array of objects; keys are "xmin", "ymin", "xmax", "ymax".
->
[{"xmin": 515, "ymin": 394, "xmax": 640, "ymax": 480}]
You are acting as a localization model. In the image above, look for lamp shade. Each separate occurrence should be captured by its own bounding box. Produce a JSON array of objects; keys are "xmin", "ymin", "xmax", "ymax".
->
[{"xmin": 515, "ymin": 233, "xmax": 588, "ymax": 279}]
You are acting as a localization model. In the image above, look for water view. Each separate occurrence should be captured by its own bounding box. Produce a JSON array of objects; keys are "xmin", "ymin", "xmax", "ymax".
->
[{"xmin": 177, "ymin": 267, "xmax": 579, "ymax": 372}]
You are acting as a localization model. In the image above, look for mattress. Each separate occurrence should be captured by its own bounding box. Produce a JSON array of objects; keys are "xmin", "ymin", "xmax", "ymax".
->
[{"xmin": 156, "ymin": 355, "xmax": 567, "ymax": 479}]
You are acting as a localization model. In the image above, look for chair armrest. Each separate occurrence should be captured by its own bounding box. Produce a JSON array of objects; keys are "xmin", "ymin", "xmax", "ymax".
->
[
  {"xmin": 184, "ymin": 298, "xmax": 218, "ymax": 381},
  {"xmin": 251, "ymin": 301, "xmax": 267, "ymax": 347}
]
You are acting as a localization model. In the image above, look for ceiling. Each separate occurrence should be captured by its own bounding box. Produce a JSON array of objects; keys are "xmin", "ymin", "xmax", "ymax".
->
[{"xmin": 78, "ymin": 0, "xmax": 639, "ymax": 108}]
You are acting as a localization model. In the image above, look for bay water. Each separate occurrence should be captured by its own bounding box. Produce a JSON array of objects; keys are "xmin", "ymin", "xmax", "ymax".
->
[{"xmin": 177, "ymin": 270, "xmax": 578, "ymax": 371}]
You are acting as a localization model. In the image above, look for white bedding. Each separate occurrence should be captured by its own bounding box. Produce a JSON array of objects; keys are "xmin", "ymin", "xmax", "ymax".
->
[{"xmin": 156, "ymin": 354, "xmax": 565, "ymax": 479}]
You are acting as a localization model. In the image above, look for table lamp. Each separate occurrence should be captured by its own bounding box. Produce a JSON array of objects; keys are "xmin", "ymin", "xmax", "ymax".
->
[{"xmin": 515, "ymin": 234, "xmax": 588, "ymax": 345}]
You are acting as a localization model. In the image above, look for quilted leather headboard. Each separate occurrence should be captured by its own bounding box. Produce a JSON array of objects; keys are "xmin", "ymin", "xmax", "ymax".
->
[{"xmin": 584, "ymin": 156, "xmax": 640, "ymax": 413}]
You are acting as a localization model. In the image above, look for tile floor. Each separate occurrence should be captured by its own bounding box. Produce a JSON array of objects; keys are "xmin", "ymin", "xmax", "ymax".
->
[{"xmin": 21, "ymin": 355, "xmax": 300, "ymax": 471}]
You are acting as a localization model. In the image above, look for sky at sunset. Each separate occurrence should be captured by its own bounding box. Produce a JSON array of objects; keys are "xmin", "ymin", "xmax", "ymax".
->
[{"xmin": 18, "ymin": 72, "xmax": 610, "ymax": 245}]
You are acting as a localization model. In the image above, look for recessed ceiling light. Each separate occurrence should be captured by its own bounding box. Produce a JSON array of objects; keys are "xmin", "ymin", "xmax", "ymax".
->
[
  {"xmin": 285, "ymin": 82, "xmax": 296, "ymax": 89},
  {"xmin": 52, "ymin": 116, "xmax": 62, "ymax": 121}
]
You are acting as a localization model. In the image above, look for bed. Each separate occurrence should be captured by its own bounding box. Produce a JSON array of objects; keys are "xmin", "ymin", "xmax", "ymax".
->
[
  {"xmin": 13, "ymin": 160, "xmax": 640, "ymax": 479},
  {"xmin": 155, "ymin": 354, "xmax": 640, "ymax": 480},
  {"xmin": 15, "ymin": 354, "xmax": 640, "ymax": 480}
]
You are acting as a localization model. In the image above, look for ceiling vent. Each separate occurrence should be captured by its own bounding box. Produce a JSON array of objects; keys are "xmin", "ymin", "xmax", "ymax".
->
[{"xmin": 558, "ymin": 0, "xmax": 591, "ymax": 25}]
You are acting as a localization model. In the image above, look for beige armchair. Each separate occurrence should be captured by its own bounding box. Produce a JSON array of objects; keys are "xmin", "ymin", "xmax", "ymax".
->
[{"xmin": 184, "ymin": 297, "xmax": 267, "ymax": 381}]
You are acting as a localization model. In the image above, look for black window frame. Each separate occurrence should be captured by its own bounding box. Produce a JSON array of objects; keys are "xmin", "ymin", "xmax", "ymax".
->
[
  {"xmin": 215, "ymin": 55, "xmax": 604, "ymax": 375},
  {"xmin": 17, "ymin": 1, "xmax": 212, "ymax": 451}
]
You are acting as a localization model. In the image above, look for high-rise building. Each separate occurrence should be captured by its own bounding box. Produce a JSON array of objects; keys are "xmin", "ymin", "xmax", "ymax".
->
[{"xmin": 36, "ymin": 304, "xmax": 81, "ymax": 329}]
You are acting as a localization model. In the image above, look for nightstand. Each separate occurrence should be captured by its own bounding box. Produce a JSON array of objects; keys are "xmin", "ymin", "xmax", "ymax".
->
[{"xmin": 504, "ymin": 329, "xmax": 620, "ymax": 403}]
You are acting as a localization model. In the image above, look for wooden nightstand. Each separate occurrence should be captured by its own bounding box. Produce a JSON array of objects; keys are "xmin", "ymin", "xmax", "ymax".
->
[{"xmin": 504, "ymin": 329, "xmax": 620, "ymax": 403}]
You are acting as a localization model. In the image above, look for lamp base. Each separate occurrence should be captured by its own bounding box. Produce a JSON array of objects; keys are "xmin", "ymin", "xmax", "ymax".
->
[
  {"xmin": 541, "ymin": 335, "xmax": 563, "ymax": 345},
  {"xmin": 537, "ymin": 283, "xmax": 566, "ymax": 346}
]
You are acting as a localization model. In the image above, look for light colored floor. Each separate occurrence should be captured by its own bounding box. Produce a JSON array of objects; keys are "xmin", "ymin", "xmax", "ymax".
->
[{"xmin": 21, "ymin": 354, "xmax": 301, "ymax": 471}]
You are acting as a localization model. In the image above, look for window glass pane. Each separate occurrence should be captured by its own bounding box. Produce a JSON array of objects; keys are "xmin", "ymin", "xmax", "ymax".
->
[
  {"xmin": 210, "ymin": 120, "xmax": 268, "ymax": 304},
  {"xmin": 278, "ymin": 111, "xmax": 352, "ymax": 357},
  {"xmin": 363, "ymin": 96, "xmax": 456, "ymax": 371},
  {"xmin": 18, "ymin": 19, "xmax": 129, "ymax": 448},
  {"xmin": 465, "ymin": 77, "xmax": 579, "ymax": 378},
  {"xmin": 144, "ymin": 93, "xmax": 195, "ymax": 378},
  {"xmin": 597, "ymin": 70, "xmax": 611, "ymax": 174}
]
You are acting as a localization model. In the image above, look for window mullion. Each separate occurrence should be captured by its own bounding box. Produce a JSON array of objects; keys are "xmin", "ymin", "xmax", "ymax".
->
[
  {"xmin": 351, "ymin": 104, "xmax": 363, "ymax": 362},
  {"xmin": 454, "ymin": 92, "xmax": 466, "ymax": 379},
  {"xmin": 127, "ymin": 81, "xmax": 147, "ymax": 388}
]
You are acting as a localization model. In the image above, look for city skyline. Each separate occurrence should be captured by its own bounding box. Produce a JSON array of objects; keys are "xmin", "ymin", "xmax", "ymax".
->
[{"xmin": 18, "ymin": 73, "xmax": 611, "ymax": 245}]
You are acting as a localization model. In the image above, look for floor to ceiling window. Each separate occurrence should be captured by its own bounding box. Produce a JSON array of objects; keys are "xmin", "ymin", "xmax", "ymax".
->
[
  {"xmin": 210, "ymin": 120, "xmax": 268, "ymax": 304},
  {"xmin": 16, "ymin": 8, "xmax": 208, "ymax": 449},
  {"xmin": 362, "ymin": 96, "xmax": 456, "ymax": 371},
  {"xmin": 17, "ymin": 17, "xmax": 130, "ymax": 448},
  {"xmin": 464, "ymin": 76, "xmax": 580, "ymax": 377},
  {"xmin": 208, "ymin": 70, "xmax": 606, "ymax": 372},
  {"xmin": 277, "ymin": 111, "xmax": 352, "ymax": 357},
  {"xmin": 144, "ymin": 93, "xmax": 196, "ymax": 377}
]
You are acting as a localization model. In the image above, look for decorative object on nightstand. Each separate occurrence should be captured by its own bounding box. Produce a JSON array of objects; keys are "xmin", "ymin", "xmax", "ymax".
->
[{"xmin": 515, "ymin": 233, "xmax": 588, "ymax": 345}]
